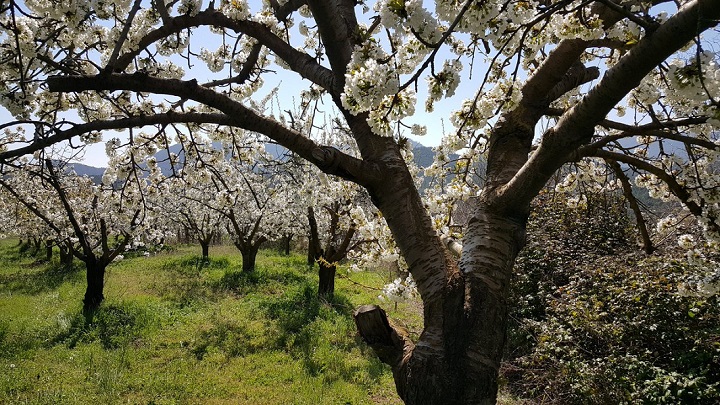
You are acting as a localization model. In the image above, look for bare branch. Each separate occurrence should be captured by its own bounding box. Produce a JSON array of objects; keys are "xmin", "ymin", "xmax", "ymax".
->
[{"xmin": 105, "ymin": 0, "xmax": 143, "ymax": 71}]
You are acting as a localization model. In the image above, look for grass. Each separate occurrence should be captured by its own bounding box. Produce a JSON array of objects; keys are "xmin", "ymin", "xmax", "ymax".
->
[{"xmin": 0, "ymin": 239, "xmax": 412, "ymax": 404}]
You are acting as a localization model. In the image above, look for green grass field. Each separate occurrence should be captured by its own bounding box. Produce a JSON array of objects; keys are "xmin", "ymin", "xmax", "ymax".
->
[{"xmin": 0, "ymin": 240, "xmax": 423, "ymax": 404}]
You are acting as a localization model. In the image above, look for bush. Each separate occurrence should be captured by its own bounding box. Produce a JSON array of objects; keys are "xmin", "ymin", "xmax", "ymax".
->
[
  {"xmin": 507, "ymin": 191, "xmax": 634, "ymax": 359},
  {"xmin": 507, "ymin": 256, "xmax": 719, "ymax": 404},
  {"xmin": 504, "ymin": 192, "xmax": 720, "ymax": 404}
]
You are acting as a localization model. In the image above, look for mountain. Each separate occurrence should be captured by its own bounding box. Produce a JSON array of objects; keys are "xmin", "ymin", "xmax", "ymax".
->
[
  {"xmin": 67, "ymin": 163, "xmax": 105, "ymax": 177},
  {"xmin": 71, "ymin": 140, "xmax": 440, "ymax": 184},
  {"xmin": 409, "ymin": 140, "xmax": 435, "ymax": 168},
  {"xmin": 265, "ymin": 140, "xmax": 438, "ymax": 168}
]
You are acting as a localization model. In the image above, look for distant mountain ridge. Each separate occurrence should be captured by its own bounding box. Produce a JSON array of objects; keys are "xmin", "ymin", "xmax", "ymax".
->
[{"xmin": 69, "ymin": 141, "xmax": 440, "ymax": 180}]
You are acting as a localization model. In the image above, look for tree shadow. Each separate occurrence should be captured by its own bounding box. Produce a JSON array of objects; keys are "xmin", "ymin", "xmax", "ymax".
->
[
  {"xmin": 0, "ymin": 262, "xmax": 83, "ymax": 295},
  {"xmin": 212, "ymin": 264, "xmax": 309, "ymax": 296},
  {"xmin": 258, "ymin": 283, "xmax": 389, "ymax": 385},
  {"xmin": 53, "ymin": 303, "xmax": 145, "ymax": 350}
]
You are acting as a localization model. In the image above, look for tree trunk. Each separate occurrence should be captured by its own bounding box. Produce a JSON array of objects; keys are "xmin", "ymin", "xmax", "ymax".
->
[
  {"xmin": 318, "ymin": 260, "xmax": 336, "ymax": 298},
  {"xmin": 355, "ymin": 208, "xmax": 526, "ymax": 404},
  {"xmin": 241, "ymin": 245, "xmax": 260, "ymax": 272},
  {"xmin": 282, "ymin": 234, "xmax": 293, "ymax": 255},
  {"xmin": 307, "ymin": 207, "xmax": 321, "ymax": 266},
  {"xmin": 32, "ymin": 238, "xmax": 42, "ymax": 255},
  {"xmin": 45, "ymin": 240, "xmax": 53, "ymax": 262},
  {"xmin": 200, "ymin": 240, "xmax": 210, "ymax": 261},
  {"xmin": 59, "ymin": 245, "xmax": 73, "ymax": 267},
  {"xmin": 83, "ymin": 259, "xmax": 106, "ymax": 312},
  {"xmin": 343, "ymin": 126, "xmax": 531, "ymax": 403}
]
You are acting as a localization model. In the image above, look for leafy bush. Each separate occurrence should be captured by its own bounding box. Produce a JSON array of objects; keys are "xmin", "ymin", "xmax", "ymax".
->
[
  {"xmin": 505, "ymin": 192, "xmax": 720, "ymax": 404},
  {"xmin": 507, "ymin": 256, "xmax": 719, "ymax": 404},
  {"xmin": 507, "ymin": 191, "xmax": 634, "ymax": 358}
]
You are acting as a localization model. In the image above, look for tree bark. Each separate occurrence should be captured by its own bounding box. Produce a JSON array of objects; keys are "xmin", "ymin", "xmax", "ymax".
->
[
  {"xmin": 318, "ymin": 260, "xmax": 336, "ymax": 298},
  {"xmin": 83, "ymin": 258, "xmax": 106, "ymax": 312},
  {"xmin": 307, "ymin": 206, "xmax": 322, "ymax": 266},
  {"xmin": 32, "ymin": 238, "xmax": 42, "ymax": 255},
  {"xmin": 200, "ymin": 240, "xmax": 210, "ymax": 261},
  {"xmin": 240, "ymin": 244, "xmax": 260, "ymax": 272},
  {"xmin": 354, "ymin": 206, "xmax": 526, "ymax": 404},
  {"xmin": 45, "ymin": 240, "xmax": 53, "ymax": 262},
  {"xmin": 282, "ymin": 233, "xmax": 293, "ymax": 255},
  {"xmin": 59, "ymin": 244, "xmax": 73, "ymax": 267}
]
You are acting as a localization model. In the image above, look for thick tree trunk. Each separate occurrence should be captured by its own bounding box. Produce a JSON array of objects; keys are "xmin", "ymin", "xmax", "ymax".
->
[
  {"xmin": 83, "ymin": 259, "xmax": 106, "ymax": 312},
  {"xmin": 318, "ymin": 260, "xmax": 336, "ymax": 298},
  {"xmin": 241, "ymin": 245, "xmax": 260, "ymax": 272},
  {"xmin": 355, "ymin": 208, "xmax": 525, "ymax": 404},
  {"xmin": 200, "ymin": 240, "xmax": 210, "ymax": 261},
  {"xmin": 344, "ymin": 123, "xmax": 532, "ymax": 403}
]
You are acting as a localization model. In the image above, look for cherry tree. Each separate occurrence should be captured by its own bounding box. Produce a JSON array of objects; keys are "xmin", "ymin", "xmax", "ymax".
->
[
  {"xmin": 171, "ymin": 131, "xmax": 300, "ymax": 272},
  {"xmin": 1, "ymin": 0, "xmax": 720, "ymax": 402},
  {"xmin": 160, "ymin": 176, "xmax": 226, "ymax": 260},
  {"xmin": 0, "ymin": 157, "xmax": 156, "ymax": 311},
  {"xmin": 0, "ymin": 184, "xmax": 67, "ymax": 262},
  {"xmin": 296, "ymin": 162, "xmax": 377, "ymax": 296}
]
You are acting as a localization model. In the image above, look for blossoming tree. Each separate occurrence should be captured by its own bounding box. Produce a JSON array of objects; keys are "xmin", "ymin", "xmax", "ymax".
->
[
  {"xmin": 161, "ymin": 175, "xmax": 227, "ymax": 260},
  {"xmin": 1, "ymin": 0, "xmax": 720, "ymax": 402},
  {"xmin": 0, "ymin": 158, "xmax": 155, "ymax": 311}
]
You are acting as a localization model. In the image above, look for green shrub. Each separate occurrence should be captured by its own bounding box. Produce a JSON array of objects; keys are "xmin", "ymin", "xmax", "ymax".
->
[{"xmin": 505, "ymin": 192, "xmax": 720, "ymax": 404}]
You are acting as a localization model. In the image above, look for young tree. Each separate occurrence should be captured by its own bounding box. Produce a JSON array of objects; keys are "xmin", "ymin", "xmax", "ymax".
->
[
  {"xmin": 1, "ymin": 1, "xmax": 720, "ymax": 403},
  {"xmin": 302, "ymin": 169, "xmax": 377, "ymax": 297}
]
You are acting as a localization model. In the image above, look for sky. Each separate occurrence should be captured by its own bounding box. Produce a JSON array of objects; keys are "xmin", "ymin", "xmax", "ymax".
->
[
  {"xmin": 0, "ymin": 0, "xmax": 468, "ymax": 168},
  {"xmin": 0, "ymin": 0, "xmax": 700, "ymax": 168}
]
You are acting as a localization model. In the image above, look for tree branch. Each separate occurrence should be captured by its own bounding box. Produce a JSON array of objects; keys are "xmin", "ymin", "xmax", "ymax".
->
[
  {"xmin": 45, "ymin": 73, "xmax": 378, "ymax": 185},
  {"xmin": 110, "ymin": 9, "xmax": 336, "ymax": 93},
  {"xmin": 497, "ymin": 0, "xmax": 720, "ymax": 211},
  {"xmin": 0, "ymin": 112, "xmax": 243, "ymax": 162},
  {"xmin": 353, "ymin": 305, "xmax": 414, "ymax": 369},
  {"xmin": 608, "ymin": 159, "xmax": 654, "ymax": 254}
]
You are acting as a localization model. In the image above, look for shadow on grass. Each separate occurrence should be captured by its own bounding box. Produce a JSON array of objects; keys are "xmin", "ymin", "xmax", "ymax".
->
[
  {"xmin": 54, "ymin": 303, "xmax": 147, "ymax": 350},
  {"xmin": 0, "ymin": 262, "xmax": 83, "ymax": 295},
  {"xmin": 163, "ymin": 255, "xmax": 231, "ymax": 273},
  {"xmin": 258, "ymin": 282, "xmax": 388, "ymax": 384},
  {"xmin": 213, "ymin": 267, "xmax": 309, "ymax": 294},
  {"xmin": 152, "ymin": 256, "xmax": 233, "ymax": 307}
]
